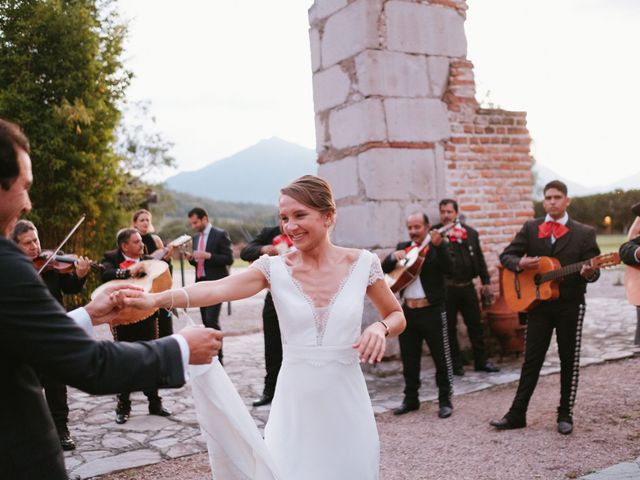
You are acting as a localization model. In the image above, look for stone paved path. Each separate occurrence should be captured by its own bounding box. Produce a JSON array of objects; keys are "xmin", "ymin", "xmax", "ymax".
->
[{"xmin": 62, "ymin": 268, "xmax": 638, "ymax": 479}]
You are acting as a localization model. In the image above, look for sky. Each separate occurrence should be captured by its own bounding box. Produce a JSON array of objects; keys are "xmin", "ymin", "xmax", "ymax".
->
[{"xmin": 120, "ymin": 0, "xmax": 639, "ymax": 187}]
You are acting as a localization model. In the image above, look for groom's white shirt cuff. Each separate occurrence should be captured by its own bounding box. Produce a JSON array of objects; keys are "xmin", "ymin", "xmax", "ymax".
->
[{"xmin": 68, "ymin": 307, "xmax": 190, "ymax": 382}]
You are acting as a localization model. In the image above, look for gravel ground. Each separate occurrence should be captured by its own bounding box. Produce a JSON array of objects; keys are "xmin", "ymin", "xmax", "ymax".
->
[{"xmin": 100, "ymin": 356, "xmax": 640, "ymax": 480}]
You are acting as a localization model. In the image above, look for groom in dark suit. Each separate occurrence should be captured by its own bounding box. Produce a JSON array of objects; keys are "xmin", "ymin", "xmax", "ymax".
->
[
  {"xmin": 490, "ymin": 180, "xmax": 600, "ymax": 435},
  {"xmin": 0, "ymin": 118, "xmax": 221, "ymax": 480},
  {"xmin": 187, "ymin": 207, "xmax": 233, "ymax": 362}
]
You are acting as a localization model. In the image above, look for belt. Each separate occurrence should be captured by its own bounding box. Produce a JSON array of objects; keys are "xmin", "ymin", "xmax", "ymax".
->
[
  {"xmin": 404, "ymin": 298, "xmax": 431, "ymax": 309},
  {"xmin": 445, "ymin": 280, "xmax": 473, "ymax": 288}
]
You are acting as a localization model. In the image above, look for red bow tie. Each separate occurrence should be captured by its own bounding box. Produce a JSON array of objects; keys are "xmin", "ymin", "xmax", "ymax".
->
[
  {"xmin": 119, "ymin": 259, "xmax": 136, "ymax": 269},
  {"xmin": 448, "ymin": 227, "xmax": 468, "ymax": 242},
  {"xmin": 538, "ymin": 221, "xmax": 569, "ymax": 240}
]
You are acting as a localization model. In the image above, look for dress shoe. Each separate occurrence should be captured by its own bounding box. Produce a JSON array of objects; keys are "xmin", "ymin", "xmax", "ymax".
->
[
  {"xmin": 475, "ymin": 361, "xmax": 500, "ymax": 373},
  {"xmin": 149, "ymin": 403, "xmax": 171, "ymax": 417},
  {"xmin": 393, "ymin": 400, "xmax": 419, "ymax": 415},
  {"xmin": 59, "ymin": 434, "xmax": 76, "ymax": 451},
  {"xmin": 438, "ymin": 405, "xmax": 453, "ymax": 419},
  {"xmin": 115, "ymin": 411, "xmax": 129, "ymax": 424},
  {"xmin": 252, "ymin": 394, "xmax": 273, "ymax": 407},
  {"xmin": 557, "ymin": 420, "xmax": 573, "ymax": 435},
  {"xmin": 453, "ymin": 366, "xmax": 465, "ymax": 376},
  {"xmin": 489, "ymin": 416, "xmax": 526, "ymax": 430}
]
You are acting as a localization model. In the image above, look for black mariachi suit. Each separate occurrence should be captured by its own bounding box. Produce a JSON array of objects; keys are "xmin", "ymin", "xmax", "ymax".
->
[
  {"xmin": 141, "ymin": 233, "xmax": 174, "ymax": 338},
  {"xmin": 620, "ymin": 236, "xmax": 640, "ymax": 266},
  {"xmin": 382, "ymin": 241, "xmax": 454, "ymax": 406},
  {"xmin": 433, "ymin": 222, "xmax": 492, "ymax": 370},
  {"xmin": 40, "ymin": 266, "xmax": 87, "ymax": 438},
  {"xmin": 0, "ymin": 237, "xmax": 184, "ymax": 479},
  {"xmin": 101, "ymin": 249, "xmax": 162, "ymax": 411},
  {"xmin": 240, "ymin": 226, "xmax": 283, "ymax": 398},
  {"xmin": 500, "ymin": 217, "xmax": 600, "ymax": 422},
  {"xmin": 189, "ymin": 226, "xmax": 233, "ymax": 363}
]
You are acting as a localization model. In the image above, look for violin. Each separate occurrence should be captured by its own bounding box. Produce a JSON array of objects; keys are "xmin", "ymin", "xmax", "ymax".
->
[{"xmin": 33, "ymin": 250, "xmax": 103, "ymax": 274}]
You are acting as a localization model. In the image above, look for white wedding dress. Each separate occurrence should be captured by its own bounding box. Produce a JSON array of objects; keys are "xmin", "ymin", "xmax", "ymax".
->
[{"xmin": 190, "ymin": 249, "xmax": 383, "ymax": 480}]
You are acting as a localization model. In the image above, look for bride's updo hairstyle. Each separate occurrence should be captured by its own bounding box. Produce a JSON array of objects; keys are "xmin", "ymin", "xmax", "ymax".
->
[{"xmin": 280, "ymin": 175, "xmax": 337, "ymax": 225}]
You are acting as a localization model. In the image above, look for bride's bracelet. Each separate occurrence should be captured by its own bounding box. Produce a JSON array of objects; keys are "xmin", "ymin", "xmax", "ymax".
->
[
  {"xmin": 180, "ymin": 287, "xmax": 190, "ymax": 310},
  {"xmin": 378, "ymin": 320, "xmax": 390, "ymax": 337}
]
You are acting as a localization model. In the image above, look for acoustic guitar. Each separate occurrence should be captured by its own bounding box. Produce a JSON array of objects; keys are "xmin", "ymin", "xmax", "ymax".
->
[
  {"xmin": 624, "ymin": 216, "xmax": 640, "ymax": 305},
  {"xmin": 91, "ymin": 234, "xmax": 192, "ymax": 325},
  {"xmin": 502, "ymin": 251, "xmax": 621, "ymax": 313},
  {"xmin": 385, "ymin": 223, "xmax": 455, "ymax": 293}
]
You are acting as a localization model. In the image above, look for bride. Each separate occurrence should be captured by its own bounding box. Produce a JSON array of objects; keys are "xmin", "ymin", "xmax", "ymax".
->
[{"xmin": 118, "ymin": 175, "xmax": 406, "ymax": 479}]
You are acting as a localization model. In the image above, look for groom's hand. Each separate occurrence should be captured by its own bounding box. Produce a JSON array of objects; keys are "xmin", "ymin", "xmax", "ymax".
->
[{"xmin": 178, "ymin": 325, "xmax": 223, "ymax": 364}]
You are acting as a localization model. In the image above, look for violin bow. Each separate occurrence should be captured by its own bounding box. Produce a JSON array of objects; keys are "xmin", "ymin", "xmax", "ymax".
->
[{"xmin": 37, "ymin": 215, "xmax": 86, "ymax": 274}]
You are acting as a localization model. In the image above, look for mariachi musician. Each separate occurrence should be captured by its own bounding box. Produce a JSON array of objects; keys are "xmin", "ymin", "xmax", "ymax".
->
[
  {"xmin": 240, "ymin": 225, "xmax": 292, "ymax": 407},
  {"xmin": 101, "ymin": 228, "xmax": 171, "ymax": 424},
  {"xmin": 490, "ymin": 180, "xmax": 600, "ymax": 435},
  {"xmin": 12, "ymin": 219, "xmax": 91, "ymax": 451},
  {"xmin": 381, "ymin": 212, "xmax": 454, "ymax": 419}
]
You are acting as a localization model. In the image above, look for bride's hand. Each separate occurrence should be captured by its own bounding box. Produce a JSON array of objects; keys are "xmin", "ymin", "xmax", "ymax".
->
[
  {"xmin": 111, "ymin": 288, "xmax": 157, "ymax": 311},
  {"xmin": 353, "ymin": 322, "xmax": 387, "ymax": 364}
]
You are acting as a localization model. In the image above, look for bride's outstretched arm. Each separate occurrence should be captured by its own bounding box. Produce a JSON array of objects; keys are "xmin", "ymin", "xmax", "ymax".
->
[
  {"xmin": 115, "ymin": 268, "xmax": 268, "ymax": 311},
  {"xmin": 353, "ymin": 280, "xmax": 406, "ymax": 364}
]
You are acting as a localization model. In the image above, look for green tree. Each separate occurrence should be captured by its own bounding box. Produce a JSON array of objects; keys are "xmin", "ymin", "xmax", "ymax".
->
[{"xmin": 0, "ymin": 0, "xmax": 130, "ymax": 257}]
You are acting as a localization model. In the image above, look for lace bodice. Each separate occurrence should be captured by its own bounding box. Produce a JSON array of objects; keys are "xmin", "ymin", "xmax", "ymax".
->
[{"xmin": 250, "ymin": 250, "xmax": 384, "ymax": 346}]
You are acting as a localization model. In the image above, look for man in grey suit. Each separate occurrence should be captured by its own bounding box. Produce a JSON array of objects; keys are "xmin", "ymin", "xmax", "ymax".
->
[{"xmin": 0, "ymin": 118, "xmax": 222, "ymax": 479}]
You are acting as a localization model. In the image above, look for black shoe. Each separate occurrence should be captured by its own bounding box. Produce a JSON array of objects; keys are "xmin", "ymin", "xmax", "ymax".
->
[
  {"xmin": 557, "ymin": 420, "xmax": 573, "ymax": 435},
  {"xmin": 475, "ymin": 361, "xmax": 500, "ymax": 373},
  {"xmin": 252, "ymin": 394, "xmax": 273, "ymax": 407},
  {"xmin": 453, "ymin": 366, "xmax": 465, "ymax": 376},
  {"xmin": 393, "ymin": 400, "xmax": 419, "ymax": 415},
  {"xmin": 490, "ymin": 416, "xmax": 526, "ymax": 430},
  {"xmin": 59, "ymin": 434, "xmax": 76, "ymax": 451},
  {"xmin": 438, "ymin": 405, "xmax": 453, "ymax": 419},
  {"xmin": 115, "ymin": 411, "xmax": 129, "ymax": 424},
  {"xmin": 149, "ymin": 403, "xmax": 171, "ymax": 417}
]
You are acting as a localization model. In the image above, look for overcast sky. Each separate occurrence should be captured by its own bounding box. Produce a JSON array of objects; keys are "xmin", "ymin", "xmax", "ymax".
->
[{"xmin": 120, "ymin": 0, "xmax": 639, "ymax": 187}]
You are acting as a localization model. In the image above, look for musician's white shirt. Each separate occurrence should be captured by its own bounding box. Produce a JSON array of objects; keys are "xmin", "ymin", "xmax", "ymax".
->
[
  {"xmin": 544, "ymin": 212, "xmax": 569, "ymax": 244},
  {"xmin": 403, "ymin": 242, "xmax": 428, "ymax": 299}
]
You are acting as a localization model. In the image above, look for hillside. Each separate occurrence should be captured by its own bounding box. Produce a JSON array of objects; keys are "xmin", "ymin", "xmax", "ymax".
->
[{"xmin": 165, "ymin": 137, "xmax": 317, "ymax": 204}]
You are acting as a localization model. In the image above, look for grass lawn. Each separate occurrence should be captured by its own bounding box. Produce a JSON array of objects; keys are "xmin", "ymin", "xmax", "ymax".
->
[{"xmin": 597, "ymin": 234, "xmax": 627, "ymax": 253}]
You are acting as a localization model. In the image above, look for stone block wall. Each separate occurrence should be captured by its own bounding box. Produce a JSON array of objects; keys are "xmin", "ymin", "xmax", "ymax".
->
[{"xmin": 308, "ymin": 0, "xmax": 534, "ymax": 352}]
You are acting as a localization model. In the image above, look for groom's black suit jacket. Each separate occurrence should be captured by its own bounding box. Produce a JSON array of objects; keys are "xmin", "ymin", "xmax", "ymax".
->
[
  {"xmin": 0, "ymin": 236, "xmax": 184, "ymax": 479},
  {"xmin": 500, "ymin": 217, "xmax": 600, "ymax": 303}
]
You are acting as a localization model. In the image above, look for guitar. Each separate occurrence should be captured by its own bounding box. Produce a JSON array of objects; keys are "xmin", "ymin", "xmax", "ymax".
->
[
  {"xmin": 502, "ymin": 252, "xmax": 621, "ymax": 312},
  {"xmin": 91, "ymin": 234, "xmax": 192, "ymax": 325},
  {"xmin": 624, "ymin": 216, "xmax": 640, "ymax": 305},
  {"xmin": 385, "ymin": 222, "xmax": 455, "ymax": 293}
]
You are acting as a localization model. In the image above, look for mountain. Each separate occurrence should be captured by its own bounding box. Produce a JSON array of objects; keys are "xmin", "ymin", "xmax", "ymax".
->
[
  {"xmin": 165, "ymin": 137, "xmax": 317, "ymax": 205},
  {"xmin": 534, "ymin": 164, "xmax": 639, "ymax": 198}
]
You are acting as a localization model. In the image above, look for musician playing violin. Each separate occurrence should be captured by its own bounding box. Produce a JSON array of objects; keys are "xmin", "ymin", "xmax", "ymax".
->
[
  {"xmin": 490, "ymin": 180, "xmax": 600, "ymax": 435},
  {"xmin": 382, "ymin": 212, "xmax": 454, "ymax": 419},
  {"xmin": 11, "ymin": 219, "xmax": 91, "ymax": 451},
  {"xmin": 101, "ymin": 228, "xmax": 171, "ymax": 424}
]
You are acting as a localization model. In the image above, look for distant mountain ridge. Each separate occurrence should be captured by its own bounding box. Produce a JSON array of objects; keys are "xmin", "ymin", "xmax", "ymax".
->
[
  {"xmin": 165, "ymin": 137, "xmax": 317, "ymax": 205},
  {"xmin": 165, "ymin": 137, "xmax": 637, "ymax": 204}
]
